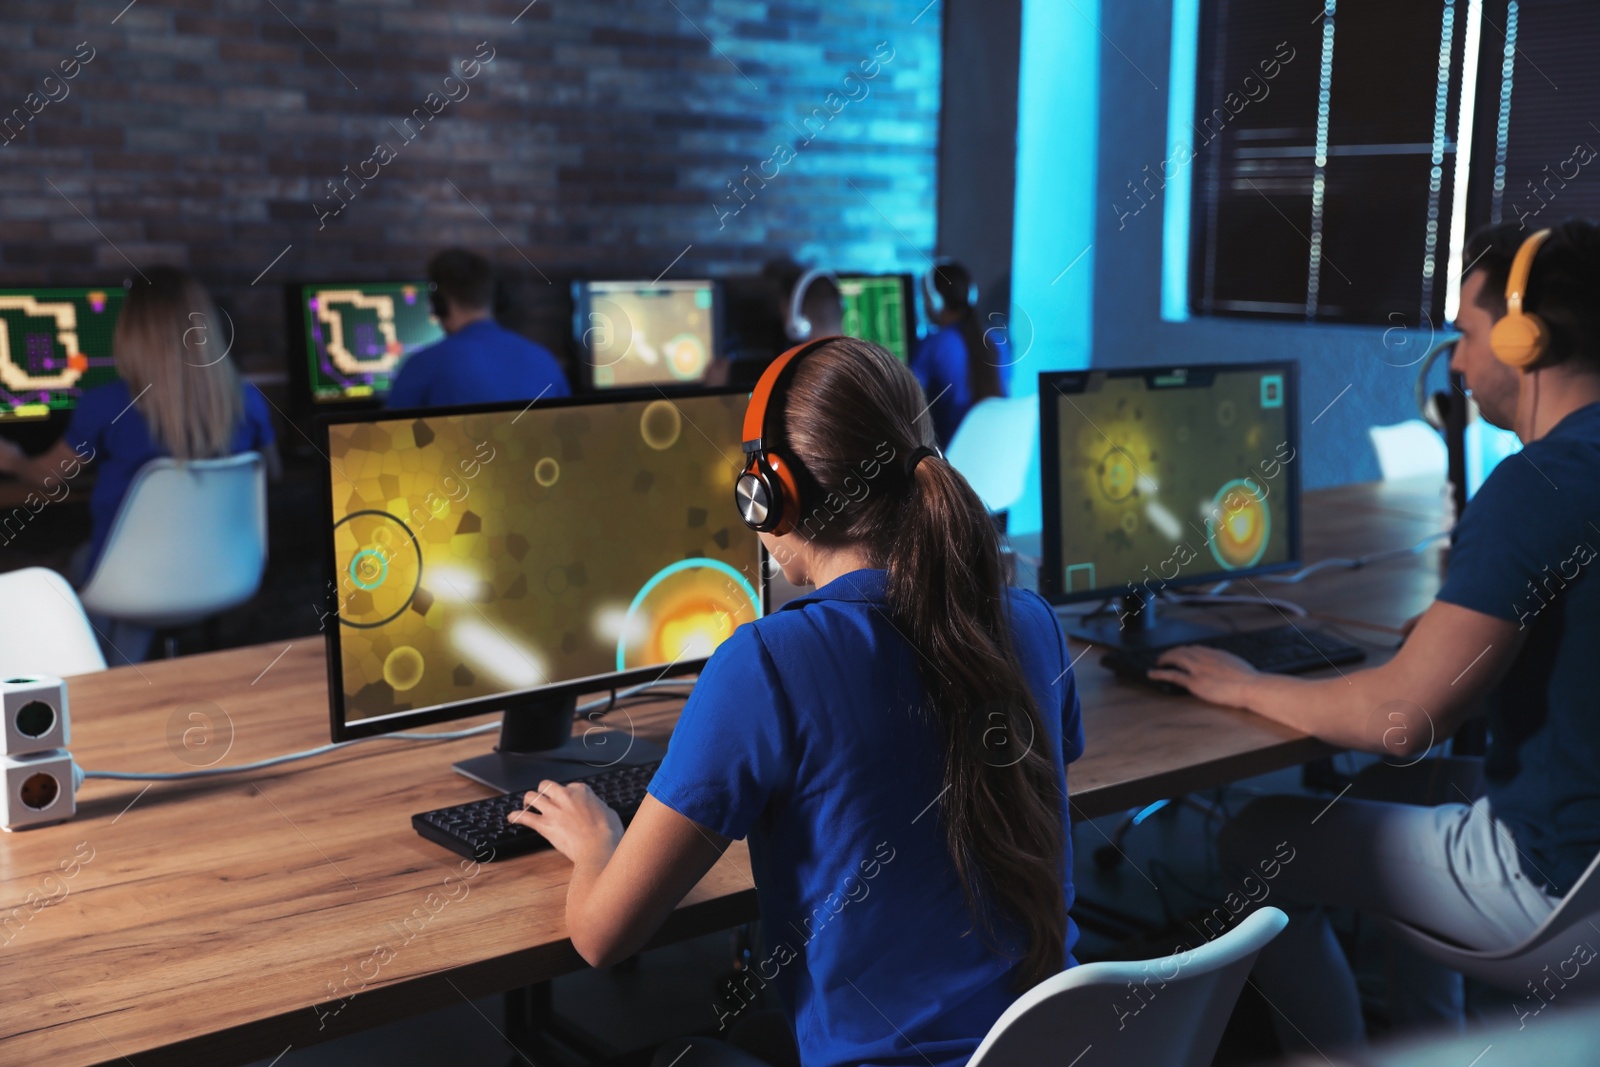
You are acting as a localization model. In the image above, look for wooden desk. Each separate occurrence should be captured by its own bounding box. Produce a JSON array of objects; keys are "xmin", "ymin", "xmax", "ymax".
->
[{"xmin": 0, "ymin": 479, "xmax": 1449, "ymax": 1065}]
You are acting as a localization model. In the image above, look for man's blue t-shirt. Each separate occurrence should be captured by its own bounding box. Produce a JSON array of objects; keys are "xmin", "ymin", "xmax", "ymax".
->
[
  {"xmin": 910, "ymin": 325, "xmax": 1012, "ymax": 450},
  {"xmin": 1437, "ymin": 401, "xmax": 1600, "ymax": 895},
  {"xmin": 386, "ymin": 320, "xmax": 570, "ymax": 409},
  {"xmin": 64, "ymin": 378, "xmax": 277, "ymax": 577},
  {"xmin": 649, "ymin": 569, "xmax": 1083, "ymax": 1067}
]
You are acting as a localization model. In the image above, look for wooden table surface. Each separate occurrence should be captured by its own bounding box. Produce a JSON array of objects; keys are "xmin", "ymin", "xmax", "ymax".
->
[{"xmin": 0, "ymin": 478, "xmax": 1451, "ymax": 1066}]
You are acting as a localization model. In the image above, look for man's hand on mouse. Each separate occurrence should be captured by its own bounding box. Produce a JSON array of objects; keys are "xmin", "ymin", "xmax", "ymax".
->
[{"xmin": 1146, "ymin": 646, "xmax": 1261, "ymax": 708}]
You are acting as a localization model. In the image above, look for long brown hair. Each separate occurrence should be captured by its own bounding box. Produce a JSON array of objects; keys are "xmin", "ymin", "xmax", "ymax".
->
[
  {"xmin": 113, "ymin": 266, "xmax": 244, "ymax": 461},
  {"xmin": 779, "ymin": 337, "xmax": 1066, "ymax": 988},
  {"xmin": 930, "ymin": 261, "xmax": 1003, "ymax": 404}
]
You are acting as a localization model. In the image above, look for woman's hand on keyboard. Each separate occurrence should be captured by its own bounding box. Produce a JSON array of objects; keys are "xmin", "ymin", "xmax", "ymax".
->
[{"xmin": 509, "ymin": 780, "xmax": 624, "ymax": 868}]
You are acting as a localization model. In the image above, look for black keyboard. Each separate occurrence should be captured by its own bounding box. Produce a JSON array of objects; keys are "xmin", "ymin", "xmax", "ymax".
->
[
  {"xmin": 1101, "ymin": 625, "xmax": 1367, "ymax": 693},
  {"xmin": 411, "ymin": 761, "xmax": 661, "ymax": 862}
]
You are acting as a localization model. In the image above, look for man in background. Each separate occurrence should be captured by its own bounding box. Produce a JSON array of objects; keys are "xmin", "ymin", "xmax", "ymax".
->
[{"xmin": 388, "ymin": 249, "xmax": 569, "ymax": 408}]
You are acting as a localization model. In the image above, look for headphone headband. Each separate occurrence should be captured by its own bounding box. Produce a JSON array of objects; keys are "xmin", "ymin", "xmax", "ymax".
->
[
  {"xmin": 741, "ymin": 336, "xmax": 838, "ymax": 452},
  {"xmin": 785, "ymin": 267, "xmax": 838, "ymax": 343},
  {"xmin": 1505, "ymin": 228, "xmax": 1552, "ymax": 316}
]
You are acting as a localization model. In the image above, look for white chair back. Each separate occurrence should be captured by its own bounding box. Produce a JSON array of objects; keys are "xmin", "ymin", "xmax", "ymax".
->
[
  {"xmin": 969, "ymin": 907, "xmax": 1288, "ymax": 1067},
  {"xmin": 946, "ymin": 395, "xmax": 1039, "ymax": 512},
  {"xmin": 0, "ymin": 566, "xmax": 107, "ymax": 677},
  {"xmin": 78, "ymin": 453, "xmax": 267, "ymax": 629},
  {"xmin": 1368, "ymin": 419, "xmax": 1448, "ymax": 481}
]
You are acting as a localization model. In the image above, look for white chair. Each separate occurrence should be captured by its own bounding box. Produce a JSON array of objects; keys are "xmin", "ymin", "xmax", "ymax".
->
[
  {"xmin": 1367, "ymin": 419, "xmax": 1448, "ymax": 481},
  {"xmin": 968, "ymin": 907, "xmax": 1288, "ymax": 1067},
  {"xmin": 77, "ymin": 453, "xmax": 267, "ymax": 652},
  {"xmin": 946, "ymin": 395, "xmax": 1039, "ymax": 513},
  {"xmin": 0, "ymin": 566, "xmax": 107, "ymax": 677},
  {"xmin": 1380, "ymin": 848, "xmax": 1600, "ymax": 998}
]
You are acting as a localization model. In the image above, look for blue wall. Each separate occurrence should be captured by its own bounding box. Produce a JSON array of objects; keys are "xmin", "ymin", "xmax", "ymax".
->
[
  {"xmin": 1008, "ymin": 0, "xmax": 1428, "ymax": 533},
  {"xmin": 1006, "ymin": 0, "xmax": 1100, "ymax": 534}
]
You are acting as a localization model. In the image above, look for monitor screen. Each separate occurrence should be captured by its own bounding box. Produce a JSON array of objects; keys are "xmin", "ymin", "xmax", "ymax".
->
[
  {"xmin": 838, "ymin": 274, "xmax": 914, "ymax": 363},
  {"xmin": 573, "ymin": 279, "xmax": 717, "ymax": 389},
  {"xmin": 0, "ymin": 287, "xmax": 126, "ymax": 421},
  {"xmin": 1039, "ymin": 362, "xmax": 1300, "ymax": 604},
  {"xmin": 299, "ymin": 282, "xmax": 444, "ymax": 403},
  {"xmin": 322, "ymin": 389, "xmax": 764, "ymax": 737}
]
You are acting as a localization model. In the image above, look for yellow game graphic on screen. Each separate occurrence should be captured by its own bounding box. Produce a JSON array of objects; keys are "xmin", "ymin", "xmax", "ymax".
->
[
  {"xmin": 327, "ymin": 393, "xmax": 761, "ymax": 722},
  {"xmin": 1054, "ymin": 369, "xmax": 1292, "ymax": 595}
]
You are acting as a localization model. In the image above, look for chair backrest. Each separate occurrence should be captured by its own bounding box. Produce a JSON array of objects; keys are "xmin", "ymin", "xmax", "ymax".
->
[
  {"xmin": 1367, "ymin": 419, "xmax": 1448, "ymax": 481},
  {"xmin": 0, "ymin": 567, "xmax": 108, "ymax": 677},
  {"xmin": 968, "ymin": 907, "xmax": 1288, "ymax": 1067},
  {"xmin": 77, "ymin": 453, "xmax": 267, "ymax": 628},
  {"xmin": 946, "ymin": 395, "xmax": 1039, "ymax": 513},
  {"xmin": 1381, "ymin": 845, "xmax": 1600, "ymax": 996}
]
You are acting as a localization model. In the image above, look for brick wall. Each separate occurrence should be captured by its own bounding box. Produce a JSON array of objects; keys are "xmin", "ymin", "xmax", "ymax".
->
[{"xmin": 0, "ymin": 0, "xmax": 942, "ymax": 379}]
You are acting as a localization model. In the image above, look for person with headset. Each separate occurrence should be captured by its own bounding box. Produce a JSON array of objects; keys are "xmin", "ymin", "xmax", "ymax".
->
[
  {"xmin": 385, "ymin": 248, "xmax": 569, "ymax": 409},
  {"xmin": 911, "ymin": 258, "xmax": 1008, "ymax": 450},
  {"xmin": 1149, "ymin": 220, "xmax": 1600, "ymax": 1049},
  {"xmin": 506, "ymin": 336, "xmax": 1084, "ymax": 1067}
]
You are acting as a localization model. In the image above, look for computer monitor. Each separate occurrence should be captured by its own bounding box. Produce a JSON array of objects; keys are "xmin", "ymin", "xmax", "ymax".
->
[
  {"xmin": 838, "ymin": 273, "xmax": 915, "ymax": 363},
  {"xmin": 291, "ymin": 281, "xmax": 444, "ymax": 405},
  {"xmin": 319, "ymin": 388, "xmax": 764, "ymax": 792},
  {"xmin": 1039, "ymin": 362, "xmax": 1301, "ymax": 648},
  {"xmin": 571, "ymin": 279, "xmax": 718, "ymax": 390},
  {"xmin": 0, "ymin": 287, "xmax": 126, "ymax": 421}
]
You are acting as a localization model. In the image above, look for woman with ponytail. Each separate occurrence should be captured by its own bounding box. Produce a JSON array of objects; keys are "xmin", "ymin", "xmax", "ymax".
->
[
  {"xmin": 910, "ymin": 259, "xmax": 1007, "ymax": 450},
  {"xmin": 513, "ymin": 337, "xmax": 1082, "ymax": 1067}
]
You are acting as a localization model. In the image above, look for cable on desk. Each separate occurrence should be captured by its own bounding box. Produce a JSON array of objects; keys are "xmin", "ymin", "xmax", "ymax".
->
[
  {"xmin": 76, "ymin": 678, "xmax": 697, "ymax": 785},
  {"xmin": 1219, "ymin": 529, "xmax": 1451, "ymax": 587}
]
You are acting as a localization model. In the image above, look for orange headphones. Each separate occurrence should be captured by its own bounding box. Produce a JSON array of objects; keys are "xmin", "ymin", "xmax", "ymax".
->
[
  {"xmin": 735, "ymin": 336, "xmax": 839, "ymax": 534},
  {"xmin": 1490, "ymin": 228, "xmax": 1553, "ymax": 370}
]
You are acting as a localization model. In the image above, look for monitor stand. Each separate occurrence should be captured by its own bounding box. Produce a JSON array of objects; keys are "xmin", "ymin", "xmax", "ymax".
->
[
  {"xmin": 1061, "ymin": 589, "xmax": 1223, "ymax": 651},
  {"xmin": 453, "ymin": 694, "xmax": 667, "ymax": 795}
]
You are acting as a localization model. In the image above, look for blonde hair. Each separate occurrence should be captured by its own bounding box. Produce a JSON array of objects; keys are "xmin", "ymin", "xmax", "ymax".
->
[{"xmin": 112, "ymin": 267, "xmax": 244, "ymax": 461}]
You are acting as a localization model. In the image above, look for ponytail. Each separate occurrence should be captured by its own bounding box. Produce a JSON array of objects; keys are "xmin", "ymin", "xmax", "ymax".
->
[{"xmin": 781, "ymin": 339, "xmax": 1067, "ymax": 989}]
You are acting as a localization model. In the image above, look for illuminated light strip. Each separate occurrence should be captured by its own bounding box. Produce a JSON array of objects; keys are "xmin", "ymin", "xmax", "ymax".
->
[
  {"xmin": 1161, "ymin": 0, "xmax": 1201, "ymax": 322},
  {"xmin": 1444, "ymin": 0, "xmax": 1485, "ymax": 323},
  {"xmin": 1490, "ymin": 1, "xmax": 1519, "ymax": 223},
  {"xmin": 1419, "ymin": 0, "xmax": 1457, "ymax": 317},
  {"xmin": 1305, "ymin": 0, "xmax": 1337, "ymax": 319},
  {"xmin": 452, "ymin": 617, "xmax": 547, "ymax": 690}
]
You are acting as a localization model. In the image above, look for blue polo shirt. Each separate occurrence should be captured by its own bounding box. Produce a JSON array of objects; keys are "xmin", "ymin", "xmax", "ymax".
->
[
  {"xmin": 386, "ymin": 320, "xmax": 569, "ymax": 409},
  {"xmin": 910, "ymin": 325, "xmax": 1013, "ymax": 450},
  {"xmin": 1436, "ymin": 401, "xmax": 1600, "ymax": 895},
  {"xmin": 649, "ymin": 569, "xmax": 1083, "ymax": 1067},
  {"xmin": 64, "ymin": 378, "xmax": 276, "ymax": 578}
]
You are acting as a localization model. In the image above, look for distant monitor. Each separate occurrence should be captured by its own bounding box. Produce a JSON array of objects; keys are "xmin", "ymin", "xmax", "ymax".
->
[
  {"xmin": 320, "ymin": 389, "xmax": 764, "ymax": 792},
  {"xmin": 572, "ymin": 279, "xmax": 718, "ymax": 390},
  {"xmin": 1039, "ymin": 362, "xmax": 1301, "ymax": 647},
  {"xmin": 293, "ymin": 281, "xmax": 444, "ymax": 404},
  {"xmin": 0, "ymin": 287, "xmax": 125, "ymax": 421},
  {"xmin": 838, "ymin": 273, "xmax": 915, "ymax": 362}
]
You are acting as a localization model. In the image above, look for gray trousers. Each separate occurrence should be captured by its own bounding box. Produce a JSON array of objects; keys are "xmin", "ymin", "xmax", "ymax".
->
[{"xmin": 1218, "ymin": 758, "xmax": 1561, "ymax": 1052}]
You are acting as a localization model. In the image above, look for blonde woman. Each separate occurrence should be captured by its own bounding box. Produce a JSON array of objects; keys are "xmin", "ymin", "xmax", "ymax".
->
[{"xmin": 0, "ymin": 267, "xmax": 279, "ymax": 583}]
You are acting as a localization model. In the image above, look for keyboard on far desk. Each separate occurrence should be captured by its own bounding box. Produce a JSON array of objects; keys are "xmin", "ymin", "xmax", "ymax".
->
[
  {"xmin": 1101, "ymin": 625, "xmax": 1367, "ymax": 694},
  {"xmin": 412, "ymin": 760, "xmax": 661, "ymax": 862}
]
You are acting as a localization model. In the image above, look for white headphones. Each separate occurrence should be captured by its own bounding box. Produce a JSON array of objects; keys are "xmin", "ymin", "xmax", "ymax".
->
[
  {"xmin": 785, "ymin": 267, "xmax": 839, "ymax": 343},
  {"xmin": 922, "ymin": 257, "xmax": 977, "ymax": 319}
]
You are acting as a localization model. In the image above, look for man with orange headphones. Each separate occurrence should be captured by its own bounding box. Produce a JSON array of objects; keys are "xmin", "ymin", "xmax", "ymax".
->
[{"xmin": 1149, "ymin": 220, "xmax": 1600, "ymax": 1049}]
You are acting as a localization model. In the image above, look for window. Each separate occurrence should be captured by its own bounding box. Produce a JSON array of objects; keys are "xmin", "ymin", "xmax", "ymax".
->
[
  {"xmin": 1468, "ymin": 0, "xmax": 1600, "ymax": 233},
  {"xmin": 1182, "ymin": 0, "xmax": 1472, "ymax": 325}
]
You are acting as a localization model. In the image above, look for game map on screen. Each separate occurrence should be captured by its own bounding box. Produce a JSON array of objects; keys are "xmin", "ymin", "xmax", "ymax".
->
[
  {"xmin": 0, "ymin": 288, "xmax": 125, "ymax": 420},
  {"xmin": 302, "ymin": 282, "xmax": 444, "ymax": 402}
]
